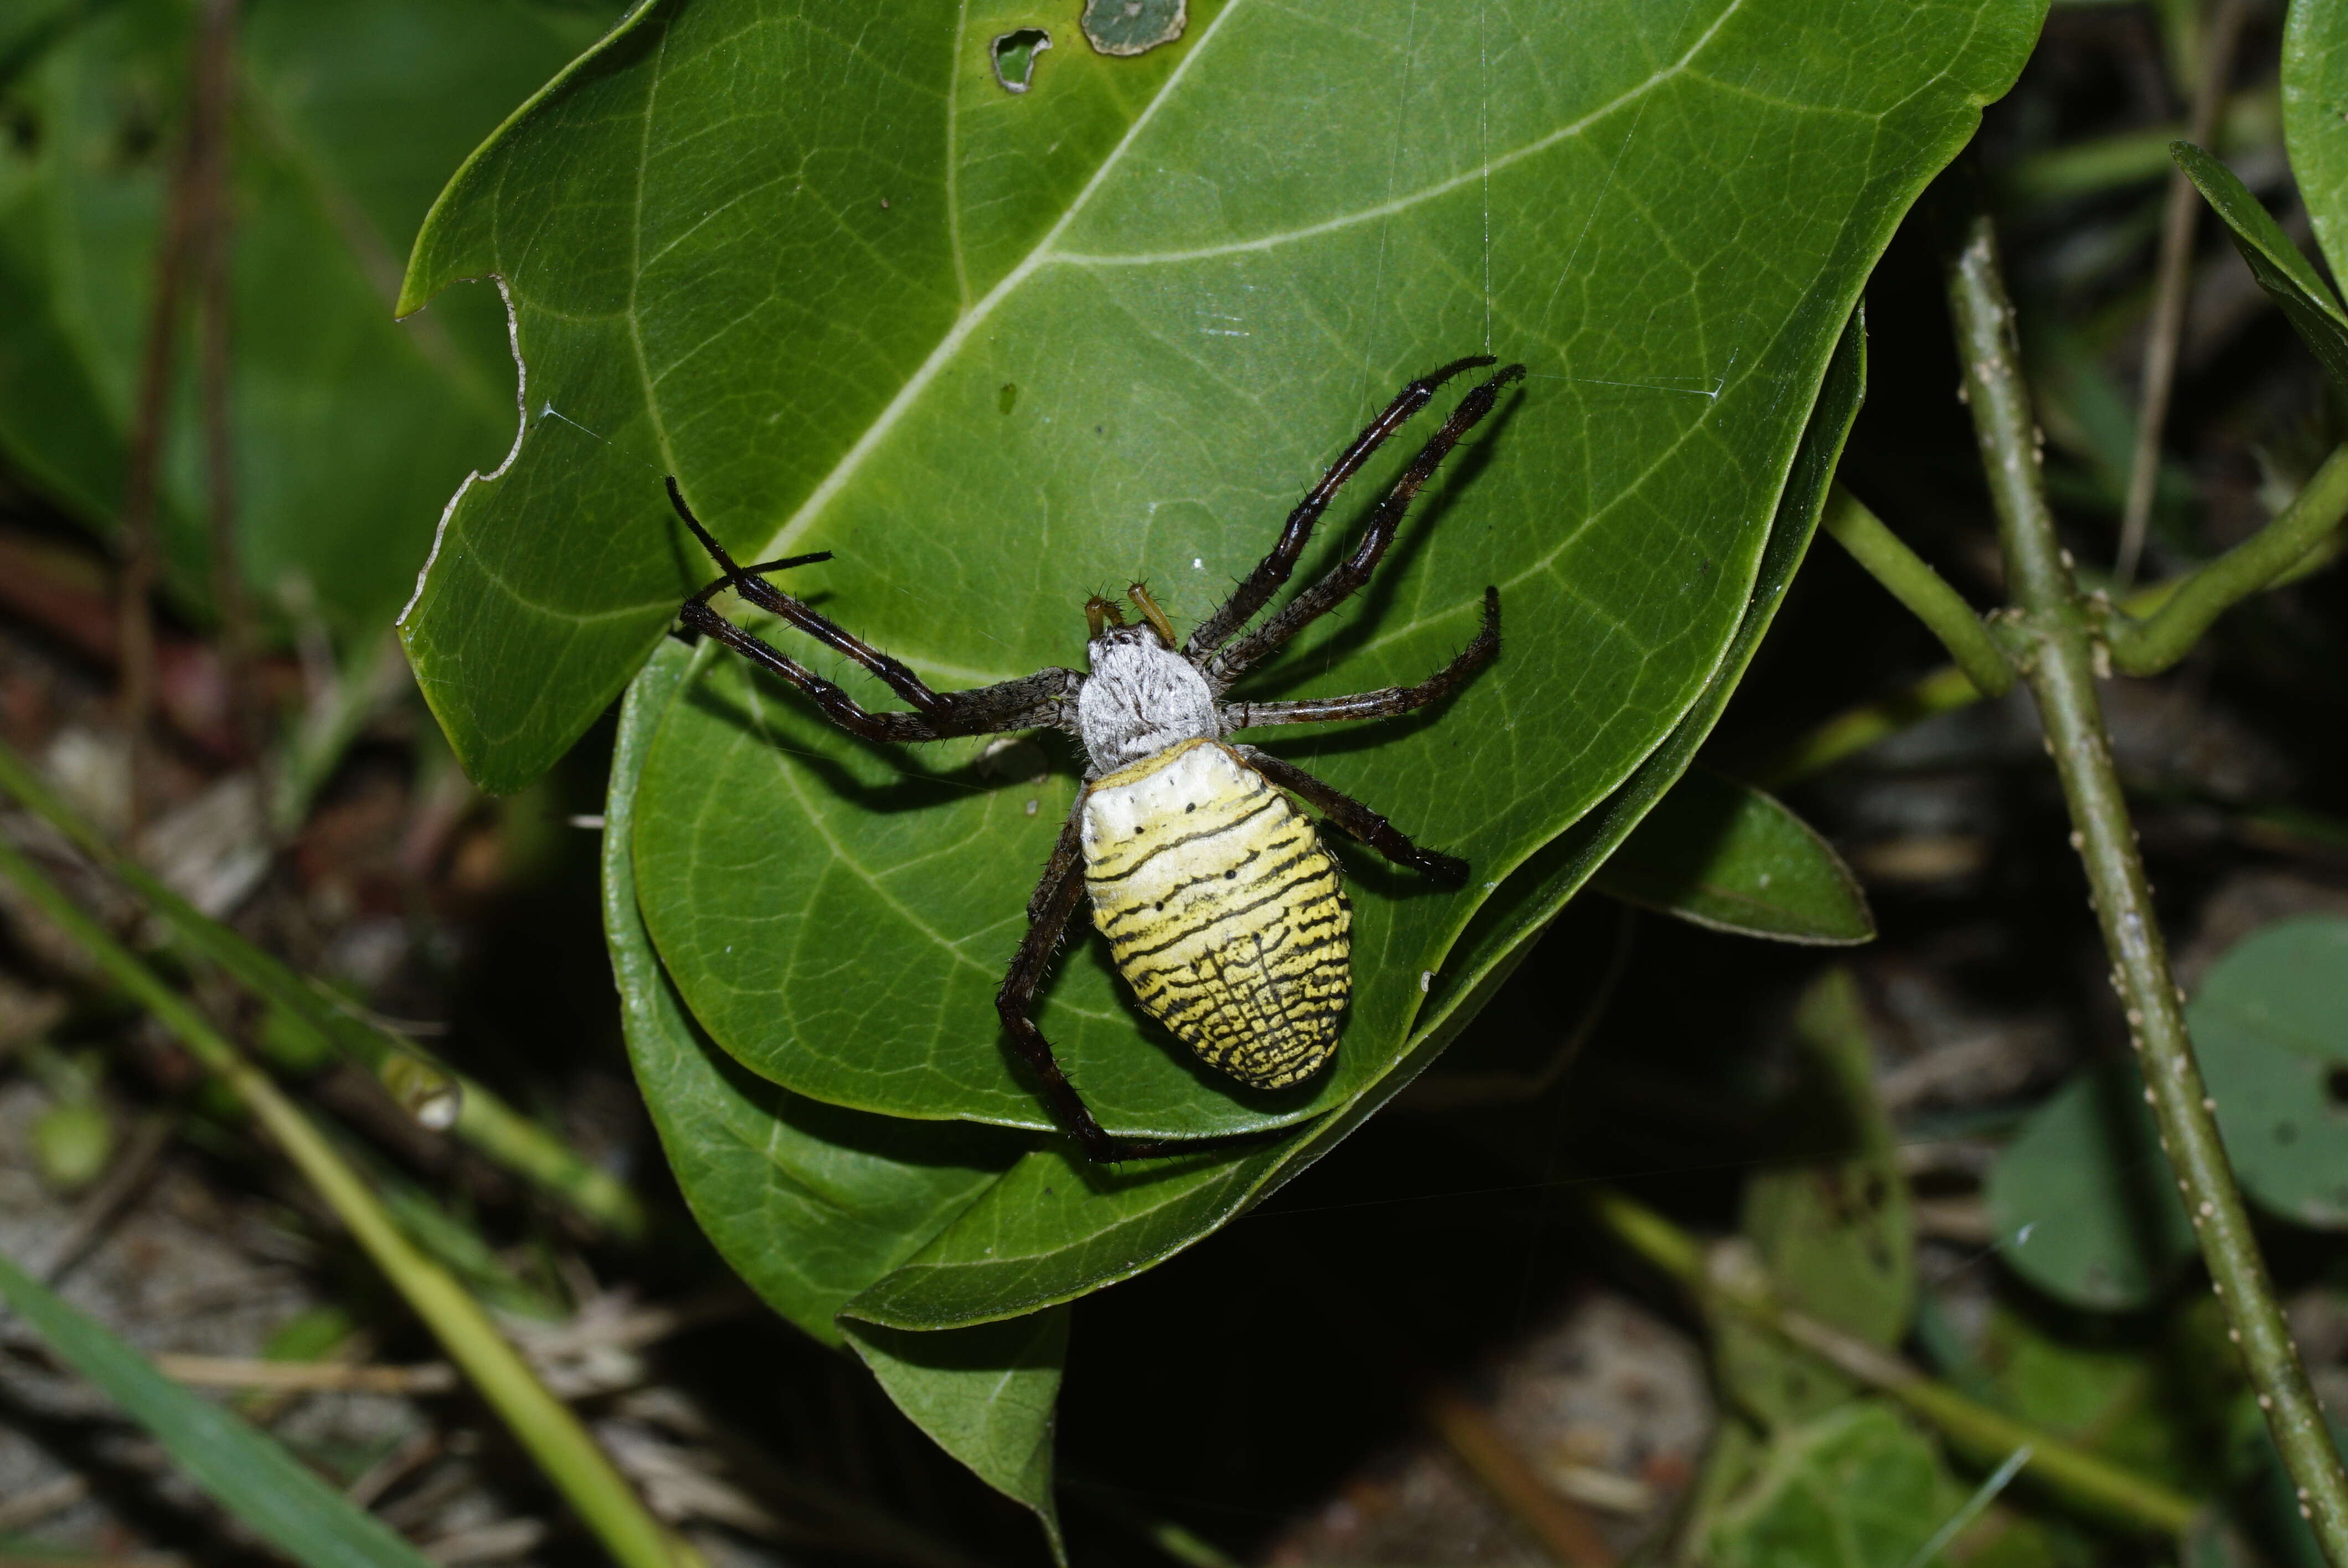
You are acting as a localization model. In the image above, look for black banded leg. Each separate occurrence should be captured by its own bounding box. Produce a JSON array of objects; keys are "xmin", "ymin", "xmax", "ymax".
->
[
  {"xmin": 1221, "ymin": 587, "xmax": 1499, "ymax": 730},
  {"xmin": 668, "ymin": 477, "xmax": 1086, "ymax": 739},
  {"xmin": 667, "ymin": 476, "xmax": 951, "ymax": 719},
  {"xmin": 677, "ymin": 597, "xmax": 949, "ymax": 744},
  {"xmin": 680, "ymin": 590, "xmax": 1084, "ymax": 740},
  {"xmin": 1208, "ymin": 363, "xmax": 1525, "ymax": 688},
  {"xmin": 1185, "ymin": 357, "xmax": 1496, "ymax": 659},
  {"xmin": 1238, "ymin": 747, "xmax": 1469, "ymax": 885},
  {"xmin": 999, "ymin": 803, "xmax": 1171, "ymax": 1163}
]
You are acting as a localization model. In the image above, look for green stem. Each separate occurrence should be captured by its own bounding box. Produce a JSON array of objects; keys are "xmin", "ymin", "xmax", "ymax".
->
[
  {"xmin": 1821, "ymin": 484, "xmax": 2014, "ymax": 697},
  {"xmin": 1587, "ymin": 1189, "xmax": 2199, "ymax": 1536},
  {"xmin": 1752, "ymin": 454, "xmax": 2336, "ymax": 787},
  {"xmin": 0, "ymin": 737, "xmax": 646, "ymax": 1239},
  {"xmin": 1946, "ymin": 208, "xmax": 2348, "ymax": 1565},
  {"xmin": 2105, "ymin": 440, "xmax": 2348, "ymax": 674},
  {"xmin": 1747, "ymin": 664, "xmax": 1982, "ymax": 789},
  {"xmin": 1998, "ymin": 86, "xmax": 2278, "ymax": 205},
  {"xmin": 0, "ymin": 835, "xmax": 686, "ymax": 1568}
]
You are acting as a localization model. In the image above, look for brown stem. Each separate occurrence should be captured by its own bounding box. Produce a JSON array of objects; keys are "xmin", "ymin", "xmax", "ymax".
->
[
  {"xmin": 117, "ymin": 0, "xmax": 244, "ymax": 822},
  {"xmin": 2117, "ymin": 0, "xmax": 2252, "ymax": 586},
  {"xmin": 1425, "ymin": 1388, "xmax": 1617, "ymax": 1566},
  {"xmin": 119, "ymin": 127, "xmax": 199, "ymax": 826},
  {"xmin": 193, "ymin": 0, "xmax": 251, "ymax": 764},
  {"xmin": 1588, "ymin": 1190, "xmax": 2201, "ymax": 1535}
]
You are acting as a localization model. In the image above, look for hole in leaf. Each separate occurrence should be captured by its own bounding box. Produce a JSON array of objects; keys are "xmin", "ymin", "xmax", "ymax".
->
[
  {"xmin": 114, "ymin": 99, "xmax": 161, "ymax": 166},
  {"xmin": 2327, "ymin": 1064, "xmax": 2348, "ymax": 1109},
  {"xmin": 990, "ymin": 29, "xmax": 1051, "ymax": 94},
  {"xmin": 1080, "ymin": 0, "xmax": 1187, "ymax": 55}
]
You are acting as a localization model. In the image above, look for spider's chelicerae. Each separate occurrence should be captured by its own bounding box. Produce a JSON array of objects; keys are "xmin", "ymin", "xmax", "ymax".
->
[{"xmin": 667, "ymin": 355, "xmax": 1525, "ymax": 1161}]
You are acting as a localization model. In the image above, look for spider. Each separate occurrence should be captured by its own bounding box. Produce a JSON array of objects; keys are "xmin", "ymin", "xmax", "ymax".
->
[{"xmin": 666, "ymin": 355, "xmax": 1524, "ymax": 1162}]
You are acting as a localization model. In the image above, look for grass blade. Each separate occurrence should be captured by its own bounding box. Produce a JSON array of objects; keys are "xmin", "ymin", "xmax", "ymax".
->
[
  {"xmin": 0, "ymin": 833, "xmax": 686, "ymax": 1568},
  {"xmin": 0, "ymin": 1246, "xmax": 436, "ymax": 1568},
  {"xmin": 0, "ymin": 736, "xmax": 646, "ymax": 1239}
]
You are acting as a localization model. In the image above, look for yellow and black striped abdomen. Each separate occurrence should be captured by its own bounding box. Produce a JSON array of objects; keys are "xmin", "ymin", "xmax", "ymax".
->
[{"xmin": 1080, "ymin": 738, "xmax": 1351, "ymax": 1089}]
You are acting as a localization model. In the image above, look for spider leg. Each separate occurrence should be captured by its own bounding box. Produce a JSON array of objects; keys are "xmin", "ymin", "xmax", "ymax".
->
[
  {"xmin": 1206, "ymin": 363, "xmax": 1525, "ymax": 689},
  {"xmin": 1000, "ymin": 800, "xmax": 1177, "ymax": 1163},
  {"xmin": 1185, "ymin": 356, "xmax": 1495, "ymax": 660},
  {"xmin": 1236, "ymin": 745, "xmax": 1469, "ymax": 885},
  {"xmin": 668, "ymin": 476, "xmax": 950, "ymax": 719},
  {"xmin": 668, "ymin": 479, "xmax": 1080, "ymax": 740},
  {"xmin": 682, "ymin": 595, "xmax": 1080, "ymax": 740},
  {"xmin": 1219, "ymin": 587, "xmax": 1499, "ymax": 730},
  {"xmin": 678, "ymin": 597, "xmax": 955, "ymax": 743}
]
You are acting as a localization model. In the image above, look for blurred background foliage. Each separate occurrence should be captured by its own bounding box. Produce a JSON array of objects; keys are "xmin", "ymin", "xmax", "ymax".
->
[
  {"xmin": 0, "ymin": 0, "xmax": 614, "ymax": 641},
  {"xmin": 0, "ymin": 1, "xmax": 2344, "ymax": 1566}
]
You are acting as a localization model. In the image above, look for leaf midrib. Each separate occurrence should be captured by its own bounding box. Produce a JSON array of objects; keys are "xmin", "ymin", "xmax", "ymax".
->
[
  {"xmin": 738, "ymin": 0, "xmax": 1751, "ymax": 569},
  {"xmin": 739, "ymin": 0, "xmax": 1253, "ymax": 568}
]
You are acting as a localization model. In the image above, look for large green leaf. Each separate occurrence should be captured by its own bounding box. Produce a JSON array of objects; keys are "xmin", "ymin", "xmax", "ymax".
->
[
  {"xmin": 2187, "ymin": 914, "xmax": 2348, "ymax": 1229},
  {"xmin": 578, "ymin": 4, "xmax": 2039, "ymax": 1141},
  {"xmin": 841, "ymin": 309, "xmax": 1867, "ymax": 1330},
  {"xmin": 843, "ymin": 1313, "xmax": 1069, "ymax": 1562},
  {"xmin": 1594, "ymin": 767, "xmax": 1873, "ymax": 945},
  {"xmin": 400, "ymin": 0, "xmax": 2041, "ymax": 792},
  {"xmin": 611, "ymin": 638, "xmax": 1067, "ymax": 1532},
  {"xmin": 0, "ymin": 1246, "xmax": 436, "ymax": 1568},
  {"xmin": 0, "ymin": 0, "xmax": 607, "ymax": 636},
  {"xmin": 605, "ymin": 637, "xmax": 1019, "ymax": 1344}
]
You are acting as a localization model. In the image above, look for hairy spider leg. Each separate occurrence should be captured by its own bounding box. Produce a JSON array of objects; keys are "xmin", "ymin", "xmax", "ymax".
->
[
  {"xmin": 667, "ymin": 478, "xmax": 1079, "ymax": 741},
  {"xmin": 1207, "ymin": 362, "xmax": 1526, "ymax": 689},
  {"xmin": 998, "ymin": 798, "xmax": 1180, "ymax": 1163},
  {"xmin": 1221, "ymin": 586, "xmax": 1500, "ymax": 732},
  {"xmin": 1238, "ymin": 746, "xmax": 1470, "ymax": 885},
  {"xmin": 1185, "ymin": 355, "xmax": 1496, "ymax": 659},
  {"xmin": 668, "ymin": 475, "xmax": 950, "ymax": 718}
]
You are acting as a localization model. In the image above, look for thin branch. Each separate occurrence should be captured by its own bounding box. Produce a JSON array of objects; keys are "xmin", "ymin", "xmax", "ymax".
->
[
  {"xmin": 2000, "ymin": 85, "xmax": 2278, "ymax": 205},
  {"xmin": 117, "ymin": 26, "xmax": 213, "ymax": 829},
  {"xmin": 152, "ymin": 1354, "xmax": 457, "ymax": 1394},
  {"xmin": 1750, "ymin": 432, "xmax": 2348, "ymax": 785},
  {"xmin": 1947, "ymin": 204, "xmax": 2348, "ymax": 1564},
  {"xmin": 192, "ymin": 0, "xmax": 255, "ymax": 763},
  {"xmin": 1821, "ymin": 484, "xmax": 2014, "ymax": 696},
  {"xmin": 0, "ymin": 837, "xmax": 689, "ymax": 1568},
  {"xmin": 2107, "ymin": 439, "xmax": 2348, "ymax": 673},
  {"xmin": 1745, "ymin": 664, "xmax": 1983, "ymax": 789},
  {"xmin": 1587, "ymin": 1189, "xmax": 2199, "ymax": 1536},
  {"xmin": 2118, "ymin": 0, "xmax": 2253, "ymax": 585},
  {"xmin": 0, "ymin": 1474, "xmax": 91, "ymax": 1535},
  {"xmin": 1426, "ymin": 1387, "xmax": 1618, "ymax": 1566}
]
